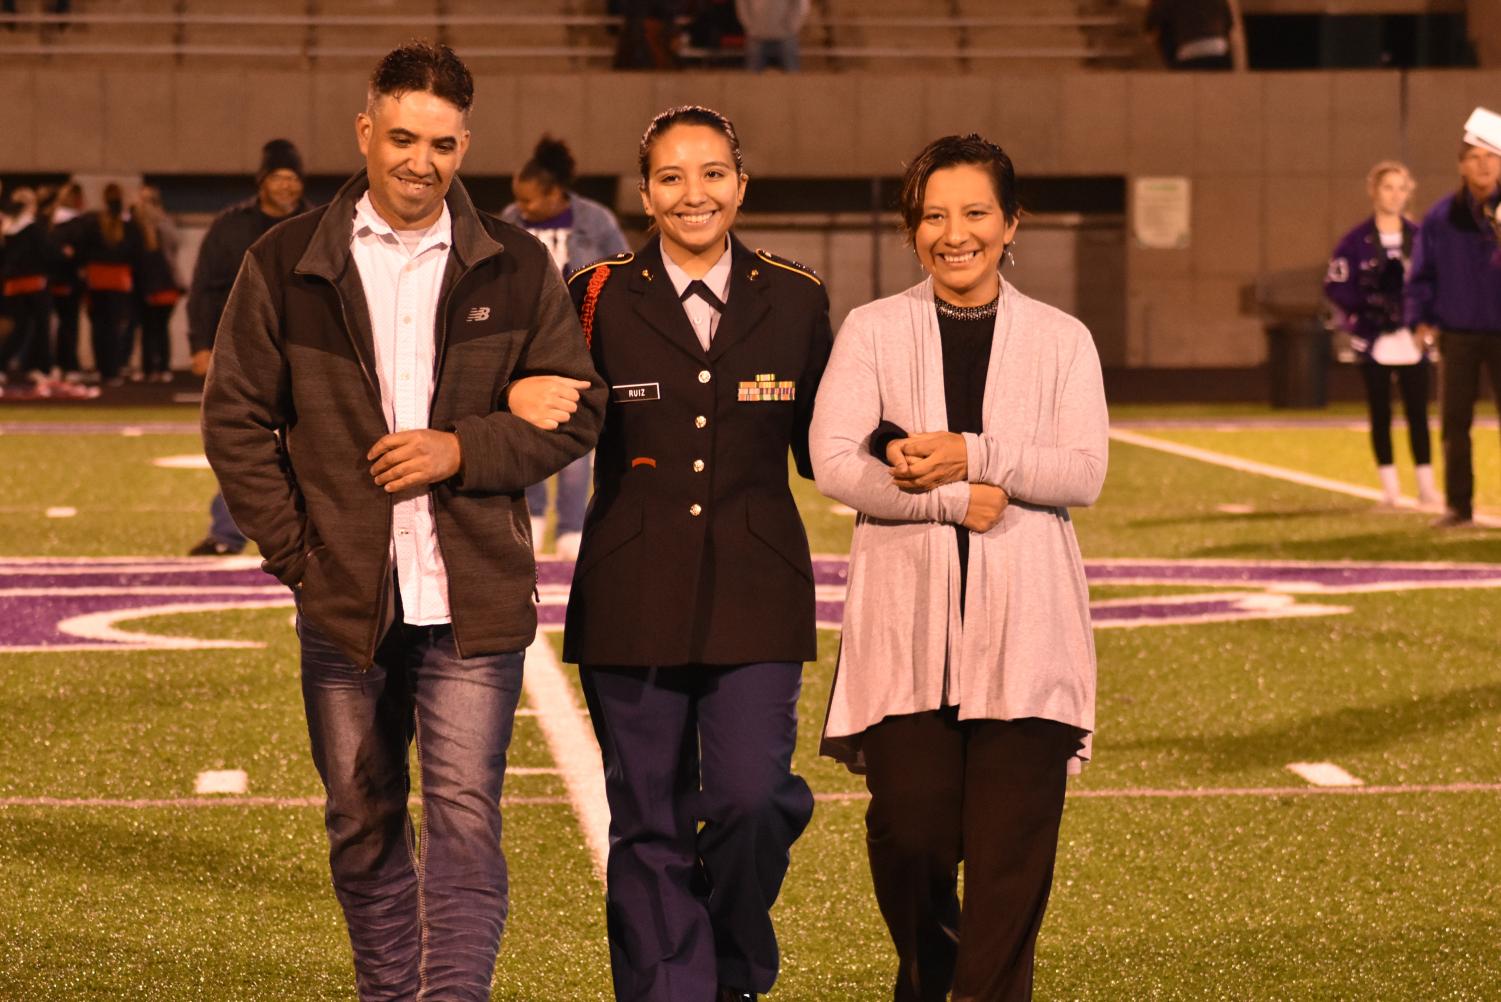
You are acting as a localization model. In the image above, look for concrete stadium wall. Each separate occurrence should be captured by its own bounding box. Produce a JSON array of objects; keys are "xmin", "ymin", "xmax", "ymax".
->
[{"xmin": 3, "ymin": 68, "xmax": 1498, "ymax": 369}]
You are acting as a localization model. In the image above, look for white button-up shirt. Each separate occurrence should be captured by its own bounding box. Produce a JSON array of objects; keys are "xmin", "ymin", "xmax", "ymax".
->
[
  {"xmin": 662, "ymin": 238, "xmax": 732, "ymax": 352},
  {"xmin": 350, "ymin": 192, "xmax": 453, "ymax": 626}
]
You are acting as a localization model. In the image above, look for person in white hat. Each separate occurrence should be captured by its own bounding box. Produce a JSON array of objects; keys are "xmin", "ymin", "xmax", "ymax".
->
[{"xmin": 1405, "ymin": 108, "xmax": 1501, "ymax": 528}]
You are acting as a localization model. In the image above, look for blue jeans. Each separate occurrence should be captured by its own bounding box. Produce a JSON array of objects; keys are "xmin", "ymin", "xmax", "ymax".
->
[
  {"xmin": 208, "ymin": 491, "xmax": 247, "ymax": 549},
  {"xmin": 299, "ymin": 611, "xmax": 525, "ymax": 1002},
  {"xmin": 745, "ymin": 36, "xmax": 800, "ymax": 72},
  {"xmin": 525, "ymin": 451, "xmax": 592, "ymax": 536}
]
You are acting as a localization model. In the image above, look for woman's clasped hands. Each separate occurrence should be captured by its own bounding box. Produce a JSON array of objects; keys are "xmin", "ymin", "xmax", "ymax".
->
[{"xmin": 886, "ymin": 431, "xmax": 1008, "ymax": 532}]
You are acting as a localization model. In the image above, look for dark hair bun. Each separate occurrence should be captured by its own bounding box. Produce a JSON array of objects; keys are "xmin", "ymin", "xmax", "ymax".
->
[{"xmin": 527, "ymin": 135, "xmax": 576, "ymax": 189}]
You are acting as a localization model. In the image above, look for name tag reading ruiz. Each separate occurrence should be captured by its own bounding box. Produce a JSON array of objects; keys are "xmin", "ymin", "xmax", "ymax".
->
[{"xmin": 612, "ymin": 382, "xmax": 661, "ymax": 403}]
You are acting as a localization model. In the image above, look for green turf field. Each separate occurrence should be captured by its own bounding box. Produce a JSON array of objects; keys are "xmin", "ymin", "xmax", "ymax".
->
[{"xmin": 1, "ymin": 403, "xmax": 1499, "ymax": 1000}]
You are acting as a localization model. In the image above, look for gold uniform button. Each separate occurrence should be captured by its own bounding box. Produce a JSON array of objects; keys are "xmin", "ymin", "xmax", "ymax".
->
[
  {"xmin": 689, "ymin": 504, "xmax": 703, "ymax": 517},
  {"xmin": 698, "ymin": 369, "xmax": 711, "ymax": 384},
  {"xmin": 693, "ymin": 459, "xmax": 705, "ymax": 473},
  {"xmin": 695, "ymin": 415, "xmax": 708, "ymax": 429}
]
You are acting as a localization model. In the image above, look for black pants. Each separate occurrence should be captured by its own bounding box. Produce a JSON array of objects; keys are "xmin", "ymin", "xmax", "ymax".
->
[
  {"xmin": 138, "ymin": 302, "xmax": 172, "ymax": 376},
  {"xmin": 1438, "ymin": 331, "xmax": 1501, "ymax": 517},
  {"xmin": 580, "ymin": 661, "xmax": 813, "ymax": 1001},
  {"xmin": 52, "ymin": 289, "xmax": 81, "ymax": 373},
  {"xmin": 1, "ymin": 291, "xmax": 51, "ymax": 374},
  {"xmin": 862, "ymin": 711, "xmax": 1082, "ymax": 1002},
  {"xmin": 87, "ymin": 290, "xmax": 131, "ymax": 379},
  {"xmin": 1360, "ymin": 359, "xmax": 1431, "ymax": 467}
]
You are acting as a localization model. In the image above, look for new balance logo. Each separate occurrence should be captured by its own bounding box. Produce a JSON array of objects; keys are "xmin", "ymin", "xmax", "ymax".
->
[{"xmin": 467, "ymin": 307, "xmax": 491, "ymax": 322}]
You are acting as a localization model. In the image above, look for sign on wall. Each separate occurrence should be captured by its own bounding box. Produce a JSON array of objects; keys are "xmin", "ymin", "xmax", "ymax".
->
[{"xmin": 1132, "ymin": 176, "xmax": 1191, "ymax": 250}]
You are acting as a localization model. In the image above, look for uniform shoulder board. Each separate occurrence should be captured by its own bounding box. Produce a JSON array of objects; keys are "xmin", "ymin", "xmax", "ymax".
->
[
  {"xmin": 568, "ymin": 252, "xmax": 634, "ymax": 285},
  {"xmin": 755, "ymin": 249, "xmax": 822, "ymax": 286}
]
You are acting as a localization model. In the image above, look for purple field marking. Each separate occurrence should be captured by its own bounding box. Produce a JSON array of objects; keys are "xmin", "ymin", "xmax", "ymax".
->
[{"xmin": 5, "ymin": 554, "xmax": 1501, "ymax": 651}]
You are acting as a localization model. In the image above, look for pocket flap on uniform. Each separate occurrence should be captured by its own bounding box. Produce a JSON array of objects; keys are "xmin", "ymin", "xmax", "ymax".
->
[
  {"xmin": 745, "ymin": 495, "xmax": 814, "ymax": 582},
  {"xmin": 573, "ymin": 494, "xmax": 645, "ymax": 579}
]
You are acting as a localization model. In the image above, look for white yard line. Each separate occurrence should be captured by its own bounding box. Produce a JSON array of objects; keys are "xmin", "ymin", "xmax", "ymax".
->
[
  {"xmin": 813, "ymin": 780, "xmax": 1500, "ymax": 802},
  {"xmin": 522, "ymin": 634, "xmax": 610, "ymax": 881},
  {"xmin": 1109, "ymin": 427, "xmax": 1501, "ymax": 527},
  {"xmin": 0, "ymin": 794, "xmax": 573, "ymax": 809},
  {"xmin": 6, "ymin": 781, "xmax": 1498, "ymax": 811}
]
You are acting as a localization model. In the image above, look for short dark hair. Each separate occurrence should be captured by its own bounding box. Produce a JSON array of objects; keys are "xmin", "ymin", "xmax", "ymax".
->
[
  {"xmin": 638, "ymin": 105, "xmax": 744, "ymax": 186},
  {"xmin": 898, "ymin": 134, "xmax": 1020, "ymax": 246},
  {"xmin": 519, "ymin": 135, "xmax": 576, "ymax": 191},
  {"xmin": 368, "ymin": 41, "xmax": 474, "ymax": 115}
]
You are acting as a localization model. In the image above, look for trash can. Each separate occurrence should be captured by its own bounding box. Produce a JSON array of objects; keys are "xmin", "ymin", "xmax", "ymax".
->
[{"xmin": 1264, "ymin": 317, "xmax": 1331, "ymax": 409}]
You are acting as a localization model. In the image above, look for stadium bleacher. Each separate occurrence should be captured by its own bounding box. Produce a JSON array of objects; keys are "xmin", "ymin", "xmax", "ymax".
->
[{"xmin": 0, "ymin": 0, "xmax": 1144, "ymax": 71}]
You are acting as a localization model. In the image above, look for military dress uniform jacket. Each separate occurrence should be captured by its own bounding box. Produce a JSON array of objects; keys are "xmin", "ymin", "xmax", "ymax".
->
[{"xmin": 562, "ymin": 235, "xmax": 832, "ymax": 667}]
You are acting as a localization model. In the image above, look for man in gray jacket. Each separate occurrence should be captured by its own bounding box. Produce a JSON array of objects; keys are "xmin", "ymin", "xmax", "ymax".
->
[{"xmin": 202, "ymin": 42, "xmax": 603, "ymax": 1001}]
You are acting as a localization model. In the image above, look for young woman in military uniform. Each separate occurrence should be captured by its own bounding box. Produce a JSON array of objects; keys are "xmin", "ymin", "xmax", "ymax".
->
[{"xmin": 562, "ymin": 105, "xmax": 831, "ymax": 1002}]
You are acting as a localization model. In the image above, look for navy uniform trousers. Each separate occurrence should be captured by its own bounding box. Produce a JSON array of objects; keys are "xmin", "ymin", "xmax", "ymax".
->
[{"xmin": 580, "ymin": 661, "xmax": 814, "ymax": 1002}]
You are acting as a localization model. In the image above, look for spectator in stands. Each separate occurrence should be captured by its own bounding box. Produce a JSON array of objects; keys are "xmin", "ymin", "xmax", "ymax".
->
[
  {"xmin": 613, "ymin": 0, "xmax": 681, "ymax": 69},
  {"xmin": 1, "ymin": 1, "xmax": 71, "ymax": 31},
  {"xmin": 810, "ymin": 133, "xmax": 1106, "ymax": 1002},
  {"xmin": 1325, "ymin": 161, "xmax": 1438, "ymax": 511},
  {"xmin": 1, "ymin": 186, "xmax": 54, "ymax": 393},
  {"xmin": 500, "ymin": 135, "xmax": 630, "ymax": 559},
  {"xmin": 185, "ymin": 138, "xmax": 310, "ymax": 556},
  {"xmin": 1145, "ymin": 0, "xmax": 1234, "ymax": 70},
  {"xmin": 47, "ymin": 181, "xmax": 87, "ymax": 382},
  {"xmin": 130, "ymin": 186, "xmax": 182, "ymax": 383},
  {"xmin": 735, "ymin": 0, "xmax": 808, "ymax": 72},
  {"xmin": 75, "ymin": 182, "xmax": 138, "ymax": 387},
  {"xmin": 688, "ymin": 0, "xmax": 745, "ymax": 63},
  {"xmin": 1406, "ymin": 119, "xmax": 1501, "ymax": 528},
  {"xmin": 202, "ymin": 42, "xmax": 602, "ymax": 1001}
]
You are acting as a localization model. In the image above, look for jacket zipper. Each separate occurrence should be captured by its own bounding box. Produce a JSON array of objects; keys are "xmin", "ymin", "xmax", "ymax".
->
[
  {"xmin": 427, "ymin": 259, "xmax": 478, "ymax": 660},
  {"xmin": 329, "ymin": 280, "xmax": 394, "ymax": 667}
]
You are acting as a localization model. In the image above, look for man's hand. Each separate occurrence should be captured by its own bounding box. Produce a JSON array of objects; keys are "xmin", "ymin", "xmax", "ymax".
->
[
  {"xmin": 367, "ymin": 430, "xmax": 462, "ymax": 493},
  {"xmin": 191, "ymin": 349, "xmax": 212, "ymax": 377},
  {"xmin": 890, "ymin": 431, "xmax": 968, "ymax": 492},
  {"xmin": 1416, "ymin": 323, "xmax": 1440, "ymax": 352},
  {"xmin": 961, "ymin": 483, "xmax": 1009, "ymax": 533},
  {"xmin": 506, "ymin": 375, "xmax": 591, "ymax": 431}
]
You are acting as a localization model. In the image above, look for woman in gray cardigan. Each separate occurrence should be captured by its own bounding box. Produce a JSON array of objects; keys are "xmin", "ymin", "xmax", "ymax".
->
[{"xmin": 809, "ymin": 135, "xmax": 1107, "ymax": 1002}]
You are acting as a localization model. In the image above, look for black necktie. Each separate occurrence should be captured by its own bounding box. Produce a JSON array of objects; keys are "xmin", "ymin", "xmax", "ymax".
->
[{"xmin": 680, "ymin": 279, "xmax": 727, "ymax": 313}]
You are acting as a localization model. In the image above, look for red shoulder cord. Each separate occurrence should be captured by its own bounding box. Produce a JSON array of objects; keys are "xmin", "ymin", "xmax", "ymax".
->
[{"xmin": 581, "ymin": 266, "xmax": 611, "ymax": 349}]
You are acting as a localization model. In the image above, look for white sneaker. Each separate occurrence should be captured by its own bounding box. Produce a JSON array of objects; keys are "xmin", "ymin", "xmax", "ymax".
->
[
  {"xmin": 1415, "ymin": 465, "xmax": 1442, "ymax": 511},
  {"xmin": 555, "ymin": 531, "xmax": 583, "ymax": 562}
]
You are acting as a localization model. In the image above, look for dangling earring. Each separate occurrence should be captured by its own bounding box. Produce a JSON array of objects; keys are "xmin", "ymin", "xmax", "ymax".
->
[{"xmin": 1005, "ymin": 241, "xmax": 1017, "ymax": 268}]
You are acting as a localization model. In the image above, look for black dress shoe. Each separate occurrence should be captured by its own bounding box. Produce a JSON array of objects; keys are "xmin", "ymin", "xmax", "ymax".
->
[{"xmin": 1431, "ymin": 510, "xmax": 1475, "ymax": 529}]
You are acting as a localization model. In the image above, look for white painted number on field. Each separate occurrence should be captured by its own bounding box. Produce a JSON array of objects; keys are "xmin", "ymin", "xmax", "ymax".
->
[
  {"xmin": 195, "ymin": 769, "xmax": 249, "ymax": 795},
  {"xmin": 1286, "ymin": 762, "xmax": 1364, "ymax": 787}
]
